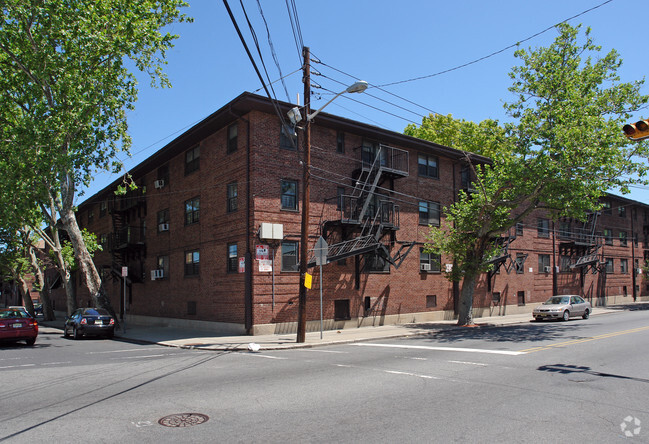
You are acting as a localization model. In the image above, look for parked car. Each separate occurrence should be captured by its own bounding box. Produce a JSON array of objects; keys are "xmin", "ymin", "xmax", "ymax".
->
[
  {"xmin": 0, "ymin": 308, "xmax": 38, "ymax": 346},
  {"xmin": 64, "ymin": 308, "xmax": 115, "ymax": 339},
  {"xmin": 533, "ymin": 295, "xmax": 591, "ymax": 321},
  {"xmin": 33, "ymin": 303, "xmax": 43, "ymax": 316}
]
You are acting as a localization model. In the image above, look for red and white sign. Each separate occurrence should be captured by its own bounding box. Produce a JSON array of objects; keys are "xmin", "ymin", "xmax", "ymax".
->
[
  {"xmin": 259, "ymin": 260, "xmax": 273, "ymax": 272},
  {"xmin": 121, "ymin": 266, "xmax": 128, "ymax": 277},
  {"xmin": 238, "ymin": 257, "xmax": 246, "ymax": 273},
  {"xmin": 256, "ymin": 244, "xmax": 269, "ymax": 261}
]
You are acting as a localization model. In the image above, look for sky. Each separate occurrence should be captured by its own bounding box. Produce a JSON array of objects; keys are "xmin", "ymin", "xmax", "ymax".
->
[{"xmin": 81, "ymin": 0, "xmax": 649, "ymax": 203}]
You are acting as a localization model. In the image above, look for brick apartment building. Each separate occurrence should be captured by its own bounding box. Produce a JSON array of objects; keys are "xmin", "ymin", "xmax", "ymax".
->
[{"xmin": 45, "ymin": 92, "xmax": 649, "ymax": 334}]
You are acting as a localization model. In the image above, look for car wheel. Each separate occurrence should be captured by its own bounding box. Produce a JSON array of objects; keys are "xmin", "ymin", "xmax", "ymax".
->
[
  {"xmin": 25, "ymin": 337, "xmax": 36, "ymax": 346},
  {"xmin": 582, "ymin": 309, "xmax": 590, "ymax": 319},
  {"xmin": 535, "ymin": 317, "xmax": 543, "ymax": 322},
  {"xmin": 63, "ymin": 326, "xmax": 69, "ymax": 338},
  {"xmin": 73, "ymin": 326, "xmax": 81, "ymax": 340},
  {"xmin": 562, "ymin": 310, "xmax": 570, "ymax": 321}
]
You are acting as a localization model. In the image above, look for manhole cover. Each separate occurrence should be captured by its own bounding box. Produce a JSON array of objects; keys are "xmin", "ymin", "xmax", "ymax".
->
[{"xmin": 158, "ymin": 413, "xmax": 209, "ymax": 427}]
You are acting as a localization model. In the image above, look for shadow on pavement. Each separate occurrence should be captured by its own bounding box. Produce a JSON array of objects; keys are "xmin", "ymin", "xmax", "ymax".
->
[
  {"xmin": 403, "ymin": 320, "xmax": 592, "ymax": 344},
  {"xmin": 538, "ymin": 363, "xmax": 649, "ymax": 384}
]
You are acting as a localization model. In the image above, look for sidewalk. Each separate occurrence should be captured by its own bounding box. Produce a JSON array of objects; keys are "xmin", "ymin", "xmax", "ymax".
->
[{"xmin": 38, "ymin": 303, "xmax": 646, "ymax": 351}]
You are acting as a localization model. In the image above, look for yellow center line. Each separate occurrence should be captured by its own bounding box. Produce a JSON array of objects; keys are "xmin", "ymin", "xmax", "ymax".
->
[{"xmin": 519, "ymin": 325, "xmax": 649, "ymax": 353}]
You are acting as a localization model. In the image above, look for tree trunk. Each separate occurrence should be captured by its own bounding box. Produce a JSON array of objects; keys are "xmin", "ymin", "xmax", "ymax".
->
[
  {"xmin": 458, "ymin": 269, "xmax": 479, "ymax": 325},
  {"xmin": 17, "ymin": 275, "xmax": 35, "ymax": 316},
  {"xmin": 59, "ymin": 206, "xmax": 117, "ymax": 320},
  {"xmin": 27, "ymin": 244, "xmax": 55, "ymax": 321}
]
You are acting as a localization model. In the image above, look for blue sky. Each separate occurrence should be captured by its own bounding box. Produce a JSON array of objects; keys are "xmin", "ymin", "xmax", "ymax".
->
[{"xmin": 82, "ymin": 0, "xmax": 649, "ymax": 203}]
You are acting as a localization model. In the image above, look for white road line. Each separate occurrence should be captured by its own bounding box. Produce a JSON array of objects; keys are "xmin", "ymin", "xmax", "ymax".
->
[
  {"xmin": 296, "ymin": 349, "xmax": 349, "ymax": 354},
  {"xmin": 238, "ymin": 353, "xmax": 287, "ymax": 360},
  {"xmin": 384, "ymin": 370, "xmax": 439, "ymax": 380},
  {"xmin": 354, "ymin": 343, "xmax": 525, "ymax": 356},
  {"xmin": 0, "ymin": 364, "xmax": 36, "ymax": 369},
  {"xmin": 449, "ymin": 360, "xmax": 488, "ymax": 366},
  {"xmin": 41, "ymin": 361, "xmax": 73, "ymax": 366}
]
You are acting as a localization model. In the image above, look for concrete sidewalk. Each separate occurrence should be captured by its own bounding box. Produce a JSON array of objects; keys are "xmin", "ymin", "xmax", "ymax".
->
[{"xmin": 37, "ymin": 303, "xmax": 646, "ymax": 351}]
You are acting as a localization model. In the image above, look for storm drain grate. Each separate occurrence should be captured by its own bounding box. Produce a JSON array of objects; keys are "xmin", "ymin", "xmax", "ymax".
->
[{"xmin": 158, "ymin": 413, "xmax": 209, "ymax": 427}]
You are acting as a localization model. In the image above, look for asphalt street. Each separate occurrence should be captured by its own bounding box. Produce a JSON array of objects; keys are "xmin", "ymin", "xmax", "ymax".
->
[{"xmin": 1, "ymin": 308, "xmax": 648, "ymax": 443}]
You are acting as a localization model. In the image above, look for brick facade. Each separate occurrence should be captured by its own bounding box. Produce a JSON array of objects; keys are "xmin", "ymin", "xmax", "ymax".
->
[{"xmin": 46, "ymin": 93, "xmax": 649, "ymax": 334}]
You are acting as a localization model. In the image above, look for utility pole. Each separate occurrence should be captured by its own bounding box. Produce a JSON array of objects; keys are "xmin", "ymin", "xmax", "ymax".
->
[{"xmin": 296, "ymin": 46, "xmax": 311, "ymax": 343}]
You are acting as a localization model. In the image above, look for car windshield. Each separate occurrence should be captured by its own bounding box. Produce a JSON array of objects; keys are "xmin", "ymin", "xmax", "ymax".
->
[
  {"xmin": 82, "ymin": 308, "xmax": 110, "ymax": 316},
  {"xmin": 544, "ymin": 297, "xmax": 570, "ymax": 305},
  {"xmin": 0, "ymin": 309, "xmax": 30, "ymax": 319}
]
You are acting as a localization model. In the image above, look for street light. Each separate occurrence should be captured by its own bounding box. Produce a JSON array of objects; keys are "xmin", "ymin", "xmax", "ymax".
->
[
  {"xmin": 623, "ymin": 119, "xmax": 649, "ymax": 141},
  {"xmin": 294, "ymin": 46, "xmax": 368, "ymax": 343}
]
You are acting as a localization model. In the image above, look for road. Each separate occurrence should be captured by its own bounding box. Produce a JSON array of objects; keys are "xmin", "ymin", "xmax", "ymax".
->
[{"xmin": 1, "ymin": 308, "xmax": 648, "ymax": 443}]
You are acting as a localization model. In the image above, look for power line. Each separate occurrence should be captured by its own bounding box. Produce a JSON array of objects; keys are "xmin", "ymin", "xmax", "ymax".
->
[{"xmin": 376, "ymin": 0, "xmax": 616, "ymax": 88}]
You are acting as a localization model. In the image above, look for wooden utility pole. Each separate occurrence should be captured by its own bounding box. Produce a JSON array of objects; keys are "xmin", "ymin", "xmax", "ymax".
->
[{"xmin": 296, "ymin": 46, "xmax": 311, "ymax": 343}]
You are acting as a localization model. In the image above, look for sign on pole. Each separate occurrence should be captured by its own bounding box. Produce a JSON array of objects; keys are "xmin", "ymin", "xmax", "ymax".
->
[
  {"xmin": 238, "ymin": 257, "xmax": 245, "ymax": 273},
  {"xmin": 121, "ymin": 266, "xmax": 128, "ymax": 277},
  {"xmin": 314, "ymin": 236, "xmax": 329, "ymax": 266}
]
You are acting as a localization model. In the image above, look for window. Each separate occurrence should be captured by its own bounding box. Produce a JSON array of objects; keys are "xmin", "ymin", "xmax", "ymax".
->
[
  {"xmin": 336, "ymin": 131, "xmax": 345, "ymax": 153},
  {"xmin": 362, "ymin": 141, "xmax": 386, "ymax": 167},
  {"xmin": 87, "ymin": 207, "xmax": 94, "ymax": 224},
  {"xmin": 619, "ymin": 231, "xmax": 627, "ymax": 246},
  {"xmin": 558, "ymin": 221, "xmax": 571, "ymax": 239},
  {"xmin": 99, "ymin": 234, "xmax": 108, "ymax": 249},
  {"xmin": 185, "ymin": 250, "xmax": 200, "ymax": 276},
  {"xmin": 418, "ymin": 154, "xmax": 438, "ymax": 179},
  {"xmin": 334, "ymin": 299, "xmax": 351, "ymax": 321},
  {"xmin": 337, "ymin": 187, "xmax": 345, "ymax": 211},
  {"xmin": 603, "ymin": 228, "xmax": 613, "ymax": 245},
  {"xmin": 420, "ymin": 249, "xmax": 441, "ymax": 272},
  {"xmin": 227, "ymin": 182, "xmax": 238, "ymax": 213},
  {"xmin": 516, "ymin": 222, "xmax": 524, "ymax": 236},
  {"xmin": 419, "ymin": 201, "xmax": 441, "ymax": 226},
  {"xmin": 619, "ymin": 205, "xmax": 626, "ymax": 218},
  {"xmin": 227, "ymin": 123, "xmax": 238, "ymax": 153},
  {"xmin": 227, "ymin": 243, "xmax": 238, "ymax": 273},
  {"xmin": 281, "ymin": 180, "xmax": 298, "ymax": 210},
  {"xmin": 157, "ymin": 209, "xmax": 169, "ymax": 232},
  {"xmin": 364, "ymin": 252, "xmax": 390, "ymax": 273},
  {"xmin": 537, "ymin": 218, "xmax": 550, "ymax": 238},
  {"xmin": 460, "ymin": 166, "xmax": 471, "ymax": 189},
  {"xmin": 184, "ymin": 197, "xmax": 200, "ymax": 225},
  {"xmin": 560, "ymin": 255, "xmax": 571, "ymax": 272},
  {"xmin": 620, "ymin": 258, "xmax": 628, "ymax": 274},
  {"xmin": 517, "ymin": 291, "xmax": 525, "ymax": 306},
  {"xmin": 538, "ymin": 254, "xmax": 551, "ymax": 273},
  {"xmin": 281, "ymin": 241, "xmax": 299, "ymax": 271},
  {"xmin": 99, "ymin": 201, "xmax": 107, "ymax": 218},
  {"xmin": 280, "ymin": 124, "xmax": 297, "ymax": 150},
  {"xmin": 602, "ymin": 201, "xmax": 612, "ymax": 215},
  {"xmin": 605, "ymin": 258, "xmax": 614, "ymax": 274},
  {"xmin": 426, "ymin": 295, "xmax": 437, "ymax": 308},
  {"xmin": 515, "ymin": 253, "xmax": 525, "ymax": 274},
  {"xmin": 157, "ymin": 255, "xmax": 169, "ymax": 279},
  {"xmin": 185, "ymin": 145, "xmax": 200, "ymax": 175}
]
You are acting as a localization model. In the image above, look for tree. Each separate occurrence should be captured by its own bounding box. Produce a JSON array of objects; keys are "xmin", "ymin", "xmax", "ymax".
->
[
  {"xmin": 0, "ymin": 1, "xmax": 191, "ymax": 316},
  {"xmin": 406, "ymin": 24, "xmax": 649, "ymax": 325}
]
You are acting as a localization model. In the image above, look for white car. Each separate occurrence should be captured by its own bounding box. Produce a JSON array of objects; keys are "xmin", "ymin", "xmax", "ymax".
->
[{"xmin": 532, "ymin": 295, "xmax": 591, "ymax": 322}]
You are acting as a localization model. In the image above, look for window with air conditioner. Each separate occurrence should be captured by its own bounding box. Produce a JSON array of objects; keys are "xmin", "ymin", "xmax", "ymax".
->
[
  {"xmin": 420, "ymin": 263, "xmax": 431, "ymax": 271},
  {"xmin": 154, "ymin": 179, "xmax": 165, "ymax": 189}
]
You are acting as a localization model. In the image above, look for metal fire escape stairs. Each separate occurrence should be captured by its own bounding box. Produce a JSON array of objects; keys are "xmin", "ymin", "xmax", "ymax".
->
[
  {"xmin": 486, "ymin": 229, "xmax": 525, "ymax": 279},
  {"xmin": 564, "ymin": 211, "xmax": 602, "ymax": 274},
  {"xmin": 309, "ymin": 144, "xmax": 414, "ymax": 268}
]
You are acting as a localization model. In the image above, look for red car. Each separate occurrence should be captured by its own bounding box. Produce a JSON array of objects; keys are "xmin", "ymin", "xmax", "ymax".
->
[{"xmin": 0, "ymin": 308, "xmax": 38, "ymax": 346}]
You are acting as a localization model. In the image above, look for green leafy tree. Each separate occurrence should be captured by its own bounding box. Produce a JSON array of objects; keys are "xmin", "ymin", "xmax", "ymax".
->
[
  {"xmin": 406, "ymin": 24, "xmax": 649, "ymax": 325},
  {"xmin": 0, "ymin": 0, "xmax": 191, "ymax": 316}
]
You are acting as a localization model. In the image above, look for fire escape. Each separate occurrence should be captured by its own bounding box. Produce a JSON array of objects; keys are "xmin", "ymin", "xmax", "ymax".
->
[
  {"xmin": 310, "ymin": 144, "xmax": 414, "ymax": 267},
  {"xmin": 485, "ymin": 228, "xmax": 525, "ymax": 291},
  {"xmin": 109, "ymin": 187, "xmax": 147, "ymax": 284},
  {"xmin": 562, "ymin": 212, "xmax": 602, "ymax": 275}
]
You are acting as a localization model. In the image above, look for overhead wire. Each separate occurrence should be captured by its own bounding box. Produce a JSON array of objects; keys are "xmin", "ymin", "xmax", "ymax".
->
[{"xmin": 255, "ymin": 0, "xmax": 291, "ymax": 102}]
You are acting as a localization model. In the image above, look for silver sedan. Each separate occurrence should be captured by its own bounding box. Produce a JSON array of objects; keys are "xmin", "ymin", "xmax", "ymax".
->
[{"xmin": 532, "ymin": 295, "xmax": 591, "ymax": 322}]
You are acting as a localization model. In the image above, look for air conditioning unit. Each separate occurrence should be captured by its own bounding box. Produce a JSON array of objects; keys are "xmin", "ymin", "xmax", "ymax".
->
[
  {"xmin": 154, "ymin": 179, "xmax": 165, "ymax": 189},
  {"xmin": 151, "ymin": 269, "xmax": 164, "ymax": 280},
  {"xmin": 543, "ymin": 266, "xmax": 551, "ymax": 273},
  {"xmin": 420, "ymin": 263, "xmax": 431, "ymax": 271},
  {"xmin": 159, "ymin": 223, "xmax": 169, "ymax": 232}
]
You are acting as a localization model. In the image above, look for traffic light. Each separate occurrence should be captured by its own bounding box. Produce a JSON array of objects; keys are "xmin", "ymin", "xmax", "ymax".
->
[{"xmin": 623, "ymin": 118, "xmax": 649, "ymax": 141}]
